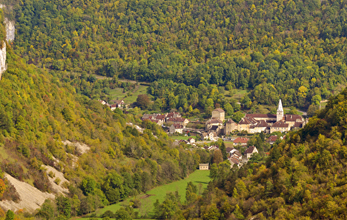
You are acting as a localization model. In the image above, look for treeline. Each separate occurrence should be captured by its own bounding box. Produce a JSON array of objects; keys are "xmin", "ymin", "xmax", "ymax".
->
[
  {"xmin": 0, "ymin": 40, "xmax": 199, "ymax": 219},
  {"xmin": 154, "ymin": 87, "xmax": 347, "ymax": 219},
  {"xmin": 3, "ymin": 0, "xmax": 347, "ymax": 108}
]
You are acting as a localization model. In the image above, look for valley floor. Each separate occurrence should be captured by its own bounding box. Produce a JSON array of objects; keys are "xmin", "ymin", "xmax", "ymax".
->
[{"xmin": 76, "ymin": 170, "xmax": 210, "ymax": 220}]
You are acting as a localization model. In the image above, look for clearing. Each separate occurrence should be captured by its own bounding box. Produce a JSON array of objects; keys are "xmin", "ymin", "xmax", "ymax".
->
[
  {"xmin": 108, "ymin": 84, "xmax": 149, "ymax": 104},
  {"xmin": 79, "ymin": 170, "xmax": 210, "ymax": 219}
]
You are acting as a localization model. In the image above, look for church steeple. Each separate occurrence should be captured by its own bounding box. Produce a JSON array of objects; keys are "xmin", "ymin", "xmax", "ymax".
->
[{"xmin": 277, "ymin": 99, "xmax": 284, "ymax": 122}]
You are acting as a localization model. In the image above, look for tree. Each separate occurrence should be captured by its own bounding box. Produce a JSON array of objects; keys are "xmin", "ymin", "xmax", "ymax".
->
[
  {"xmin": 114, "ymin": 208, "xmax": 132, "ymax": 220},
  {"xmin": 56, "ymin": 195, "xmax": 71, "ymax": 218},
  {"xmin": 186, "ymin": 181, "xmax": 198, "ymax": 204},
  {"xmin": 219, "ymin": 142, "xmax": 228, "ymax": 160},
  {"xmin": 5, "ymin": 210, "xmax": 14, "ymax": 220},
  {"xmin": 81, "ymin": 177, "xmax": 96, "ymax": 195},
  {"xmin": 232, "ymin": 111, "xmax": 244, "ymax": 123},
  {"xmin": 224, "ymin": 103, "xmax": 234, "ymax": 116},
  {"xmin": 136, "ymin": 94, "xmax": 150, "ymax": 109},
  {"xmin": 213, "ymin": 149, "xmax": 223, "ymax": 164}
]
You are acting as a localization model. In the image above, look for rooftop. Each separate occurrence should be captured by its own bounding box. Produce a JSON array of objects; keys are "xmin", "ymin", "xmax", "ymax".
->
[{"xmin": 213, "ymin": 108, "xmax": 225, "ymax": 113}]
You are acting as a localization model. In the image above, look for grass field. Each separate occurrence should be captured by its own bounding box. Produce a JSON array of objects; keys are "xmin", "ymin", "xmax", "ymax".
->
[
  {"xmin": 231, "ymin": 89, "xmax": 248, "ymax": 100},
  {"xmin": 108, "ymin": 84, "xmax": 149, "ymax": 104},
  {"xmin": 78, "ymin": 170, "xmax": 210, "ymax": 219},
  {"xmin": 169, "ymin": 135, "xmax": 190, "ymax": 141}
]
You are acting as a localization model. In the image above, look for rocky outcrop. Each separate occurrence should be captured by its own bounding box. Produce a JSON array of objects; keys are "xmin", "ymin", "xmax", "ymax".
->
[
  {"xmin": 0, "ymin": 41, "xmax": 6, "ymax": 80},
  {"xmin": 0, "ymin": 173, "xmax": 55, "ymax": 213},
  {"xmin": 4, "ymin": 18, "xmax": 15, "ymax": 42},
  {"xmin": 0, "ymin": 4, "xmax": 14, "ymax": 80}
]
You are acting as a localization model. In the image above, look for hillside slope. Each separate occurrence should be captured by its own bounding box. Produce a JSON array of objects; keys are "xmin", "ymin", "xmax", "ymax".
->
[
  {"xmin": 159, "ymin": 87, "xmax": 347, "ymax": 219},
  {"xmin": 3, "ymin": 0, "xmax": 347, "ymax": 108},
  {"xmin": 0, "ymin": 19, "xmax": 198, "ymax": 219}
]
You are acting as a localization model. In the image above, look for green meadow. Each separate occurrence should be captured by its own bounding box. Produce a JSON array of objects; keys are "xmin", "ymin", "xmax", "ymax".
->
[{"xmin": 78, "ymin": 170, "xmax": 210, "ymax": 219}]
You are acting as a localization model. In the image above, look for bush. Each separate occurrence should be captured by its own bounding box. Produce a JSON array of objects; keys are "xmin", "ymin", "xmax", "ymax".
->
[
  {"xmin": 130, "ymin": 198, "xmax": 141, "ymax": 208},
  {"xmin": 101, "ymin": 210, "xmax": 115, "ymax": 218},
  {"xmin": 48, "ymin": 171, "xmax": 55, "ymax": 178},
  {"xmin": 54, "ymin": 177, "xmax": 61, "ymax": 185}
]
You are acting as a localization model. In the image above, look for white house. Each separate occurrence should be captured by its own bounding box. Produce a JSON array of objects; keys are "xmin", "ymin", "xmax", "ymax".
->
[
  {"xmin": 244, "ymin": 146, "xmax": 258, "ymax": 159},
  {"xmin": 169, "ymin": 124, "xmax": 184, "ymax": 134}
]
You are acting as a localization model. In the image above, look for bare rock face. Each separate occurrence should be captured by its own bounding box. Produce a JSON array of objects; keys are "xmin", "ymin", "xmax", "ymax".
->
[
  {"xmin": 5, "ymin": 18, "xmax": 15, "ymax": 42},
  {"xmin": 0, "ymin": 41, "xmax": 6, "ymax": 80}
]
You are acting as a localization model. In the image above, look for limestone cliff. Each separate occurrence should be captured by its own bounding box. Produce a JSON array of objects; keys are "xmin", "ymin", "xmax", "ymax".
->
[
  {"xmin": 0, "ymin": 4, "xmax": 13, "ymax": 79},
  {"xmin": 4, "ymin": 18, "xmax": 14, "ymax": 42},
  {"xmin": 0, "ymin": 41, "xmax": 6, "ymax": 80}
]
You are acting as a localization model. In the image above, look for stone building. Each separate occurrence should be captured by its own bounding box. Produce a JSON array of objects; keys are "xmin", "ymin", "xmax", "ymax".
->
[
  {"xmin": 225, "ymin": 119, "xmax": 238, "ymax": 135},
  {"xmin": 212, "ymin": 108, "xmax": 225, "ymax": 121},
  {"xmin": 227, "ymin": 100, "xmax": 305, "ymax": 134},
  {"xmin": 199, "ymin": 163, "xmax": 209, "ymax": 170}
]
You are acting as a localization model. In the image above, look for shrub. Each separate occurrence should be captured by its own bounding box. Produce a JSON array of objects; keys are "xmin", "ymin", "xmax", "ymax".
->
[
  {"xmin": 48, "ymin": 171, "xmax": 55, "ymax": 178},
  {"xmin": 101, "ymin": 210, "xmax": 115, "ymax": 218},
  {"xmin": 54, "ymin": 177, "xmax": 61, "ymax": 185}
]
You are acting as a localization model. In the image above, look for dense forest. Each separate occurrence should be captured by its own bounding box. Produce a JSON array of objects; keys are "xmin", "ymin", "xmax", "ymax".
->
[
  {"xmin": 0, "ymin": 13, "xmax": 200, "ymax": 219},
  {"xmin": 152, "ymin": 87, "xmax": 347, "ymax": 219},
  {"xmin": 2, "ymin": 0, "xmax": 347, "ymax": 109}
]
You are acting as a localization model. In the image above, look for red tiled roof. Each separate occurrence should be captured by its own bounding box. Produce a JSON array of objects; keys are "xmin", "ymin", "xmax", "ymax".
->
[
  {"xmin": 156, "ymin": 115, "xmax": 166, "ymax": 120},
  {"xmin": 167, "ymin": 112, "xmax": 181, "ymax": 117},
  {"xmin": 293, "ymin": 122, "xmax": 303, "ymax": 128},
  {"xmin": 226, "ymin": 147, "xmax": 234, "ymax": 153},
  {"xmin": 213, "ymin": 108, "xmax": 225, "ymax": 113},
  {"xmin": 272, "ymin": 120, "xmax": 289, "ymax": 128},
  {"xmin": 285, "ymin": 114, "xmax": 303, "ymax": 122},
  {"xmin": 233, "ymin": 137, "xmax": 249, "ymax": 144},
  {"xmin": 168, "ymin": 117, "xmax": 187, "ymax": 122},
  {"xmin": 256, "ymin": 120, "xmax": 269, "ymax": 127},
  {"xmin": 245, "ymin": 114, "xmax": 276, "ymax": 118},
  {"xmin": 267, "ymin": 136, "xmax": 278, "ymax": 142},
  {"xmin": 245, "ymin": 146, "xmax": 256, "ymax": 154},
  {"xmin": 229, "ymin": 157, "xmax": 240, "ymax": 164},
  {"xmin": 239, "ymin": 117, "xmax": 257, "ymax": 125}
]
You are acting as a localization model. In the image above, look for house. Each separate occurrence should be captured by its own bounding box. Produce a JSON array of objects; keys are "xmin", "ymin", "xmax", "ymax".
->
[
  {"xmin": 208, "ymin": 131, "xmax": 217, "ymax": 141},
  {"xmin": 199, "ymin": 163, "xmax": 209, "ymax": 170},
  {"xmin": 167, "ymin": 117, "xmax": 190, "ymax": 126},
  {"xmin": 208, "ymin": 145, "xmax": 219, "ymax": 150},
  {"xmin": 244, "ymin": 146, "xmax": 258, "ymax": 159},
  {"xmin": 226, "ymin": 147, "xmax": 234, "ymax": 154},
  {"xmin": 179, "ymin": 139, "xmax": 188, "ymax": 144},
  {"xmin": 169, "ymin": 124, "xmax": 184, "ymax": 134},
  {"xmin": 98, "ymin": 100, "xmax": 107, "ymax": 105},
  {"xmin": 166, "ymin": 112, "xmax": 181, "ymax": 120},
  {"xmin": 187, "ymin": 138, "xmax": 195, "ymax": 145},
  {"xmin": 228, "ymin": 156, "xmax": 241, "ymax": 168},
  {"xmin": 267, "ymin": 135, "xmax": 278, "ymax": 145},
  {"xmin": 230, "ymin": 151, "xmax": 242, "ymax": 161},
  {"xmin": 212, "ymin": 108, "xmax": 225, "ymax": 121},
  {"xmin": 233, "ymin": 137, "xmax": 249, "ymax": 146},
  {"xmin": 201, "ymin": 132, "xmax": 209, "ymax": 140},
  {"xmin": 110, "ymin": 104, "xmax": 118, "ymax": 111},
  {"xmin": 110, "ymin": 100, "xmax": 126, "ymax": 109}
]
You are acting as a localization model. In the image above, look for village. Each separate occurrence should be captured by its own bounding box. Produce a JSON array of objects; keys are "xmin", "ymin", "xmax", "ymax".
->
[{"xmin": 98, "ymin": 98, "xmax": 306, "ymax": 169}]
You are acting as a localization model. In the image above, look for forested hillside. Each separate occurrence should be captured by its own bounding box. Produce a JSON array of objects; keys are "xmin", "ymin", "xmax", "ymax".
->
[
  {"xmin": 2, "ymin": 0, "xmax": 347, "ymax": 109},
  {"xmin": 0, "ymin": 28, "xmax": 199, "ymax": 219},
  {"xmin": 154, "ymin": 87, "xmax": 347, "ymax": 219}
]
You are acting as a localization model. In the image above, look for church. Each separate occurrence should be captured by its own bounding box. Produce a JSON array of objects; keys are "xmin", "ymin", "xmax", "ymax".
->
[{"xmin": 225, "ymin": 100, "xmax": 305, "ymax": 134}]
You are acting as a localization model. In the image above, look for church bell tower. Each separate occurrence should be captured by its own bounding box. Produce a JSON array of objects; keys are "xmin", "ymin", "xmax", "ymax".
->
[{"xmin": 277, "ymin": 99, "xmax": 284, "ymax": 122}]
